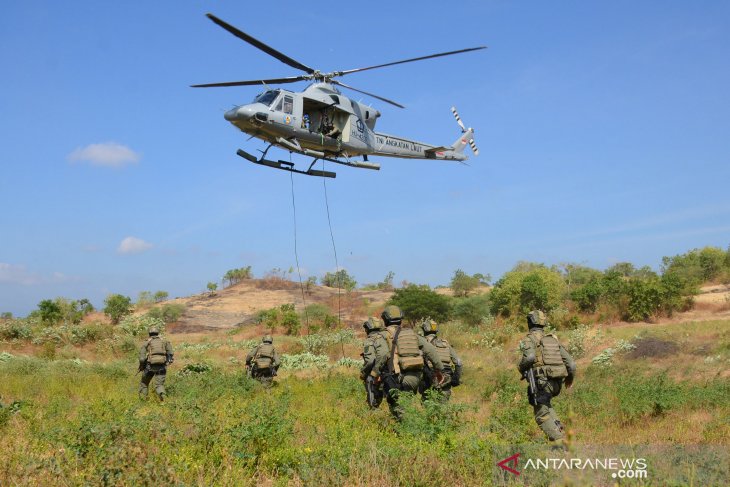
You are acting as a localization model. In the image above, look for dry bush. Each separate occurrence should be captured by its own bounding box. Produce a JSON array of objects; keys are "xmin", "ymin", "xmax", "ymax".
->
[{"xmin": 256, "ymin": 275, "xmax": 298, "ymax": 291}]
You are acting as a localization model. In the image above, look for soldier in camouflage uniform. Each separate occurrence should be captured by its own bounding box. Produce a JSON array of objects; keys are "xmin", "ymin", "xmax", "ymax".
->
[
  {"xmin": 360, "ymin": 316, "xmax": 389, "ymax": 408},
  {"xmin": 420, "ymin": 319, "xmax": 463, "ymax": 402},
  {"xmin": 518, "ymin": 310, "xmax": 577, "ymax": 445},
  {"xmin": 246, "ymin": 335, "xmax": 281, "ymax": 385},
  {"xmin": 139, "ymin": 327, "xmax": 174, "ymax": 402},
  {"xmin": 379, "ymin": 305, "xmax": 444, "ymax": 420}
]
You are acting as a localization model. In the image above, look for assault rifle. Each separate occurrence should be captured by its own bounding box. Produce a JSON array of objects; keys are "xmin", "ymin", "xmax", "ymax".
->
[{"xmin": 523, "ymin": 368, "xmax": 538, "ymax": 405}]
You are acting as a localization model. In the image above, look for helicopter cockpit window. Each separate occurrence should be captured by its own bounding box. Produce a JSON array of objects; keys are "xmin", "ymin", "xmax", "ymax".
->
[
  {"xmin": 282, "ymin": 95, "xmax": 293, "ymax": 114},
  {"xmin": 254, "ymin": 90, "xmax": 280, "ymax": 107}
]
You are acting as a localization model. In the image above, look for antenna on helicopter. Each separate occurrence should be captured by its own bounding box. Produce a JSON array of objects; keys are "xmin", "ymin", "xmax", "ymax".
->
[{"xmin": 451, "ymin": 106, "xmax": 479, "ymax": 156}]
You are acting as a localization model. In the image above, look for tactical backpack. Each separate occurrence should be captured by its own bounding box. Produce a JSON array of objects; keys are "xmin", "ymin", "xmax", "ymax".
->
[
  {"xmin": 386, "ymin": 327, "xmax": 423, "ymax": 372},
  {"xmin": 426, "ymin": 335, "xmax": 453, "ymax": 368},
  {"xmin": 529, "ymin": 331, "xmax": 568, "ymax": 379},
  {"xmin": 254, "ymin": 343, "xmax": 275, "ymax": 370},
  {"xmin": 147, "ymin": 336, "xmax": 167, "ymax": 365}
]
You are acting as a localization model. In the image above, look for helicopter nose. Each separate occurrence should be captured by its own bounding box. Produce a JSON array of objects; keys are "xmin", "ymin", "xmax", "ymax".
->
[{"xmin": 224, "ymin": 105, "xmax": 257, "ymax": 123}]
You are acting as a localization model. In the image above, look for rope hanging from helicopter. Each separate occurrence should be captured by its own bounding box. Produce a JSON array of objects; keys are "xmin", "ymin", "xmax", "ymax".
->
[
  {"xmin": 288, "ymin": 152, "xmax": 309, "ymax": 331},
  {"xmin": 321, "ymin": 159, "xmax": 343, "ymax": 326}
]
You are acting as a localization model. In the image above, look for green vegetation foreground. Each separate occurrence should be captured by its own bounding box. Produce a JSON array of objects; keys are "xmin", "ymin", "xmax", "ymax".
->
[{"xmin": 1, "ymin": 318, "xmax": 728, "ymax": 485}]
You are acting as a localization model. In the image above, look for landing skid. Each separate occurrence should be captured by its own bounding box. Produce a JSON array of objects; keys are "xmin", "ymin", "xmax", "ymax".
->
[
  {"xmin": 237, "ymin": 149, "xmax": 336, "ymax": 178},
  {"xmin": 236, "ymin": 146, "xmax": 380, "ymax": 179}
]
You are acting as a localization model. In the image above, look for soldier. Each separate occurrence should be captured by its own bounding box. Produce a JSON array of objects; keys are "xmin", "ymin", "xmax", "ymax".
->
[
  {"xmin": 359, "ymin": 316, "xmax": 389, "ymax": 409},
  {"xmin": 420, "ymin": 319, "xmax": 463, "ymax": 401},
  {"xmin": 379, "ymin": 305, "xmax": 444, "ymax": 420},
  {"xmin": 138, "ymin": 327, "xmax": 174, "ymax": 402},
  {"xmin": 246, "ymin": 335, "xmax": 281, "ymax": 385},
  {"xmin": 518, "ymin": 310, "xmax": 576, "ymax": 445}
]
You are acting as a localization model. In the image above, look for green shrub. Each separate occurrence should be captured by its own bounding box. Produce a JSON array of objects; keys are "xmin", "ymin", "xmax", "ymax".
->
[
  {"xmin": 616, "ymin": 372, "xmax": 682, "ymax": 423},
  {"xmin": 103, "ymin": 294, "xmax": 133, "ymax": 325},
  {"xmin": 38, "ymin": 299, "xmax": 63, "ymax": 325},
  {"xmin": 280, "ymin": 353, "xmax": 330, "ymax": 370},
  {"xmin": 256, "ymin": 304, "xmax": 301, "ymax": 335},
  {"xmin": 452, "ymin": 294, "xmax": 491, "ymax": 327},
  {"xmin": 396, "ymin": 390, "xmax": 471, "ymax": 440},
  {"xmin": 571, "ymin": 277, "xmax": 604, "ymax": 313},
  {"xmin": 223, "ymin": 266, "xmax": 253, "ymax": 287},
  {"xmin": 298, "ymin": 329, "xmax": 355, "ymax": 355},
  {"xmin": 489, "ymin": 263, "xmax": 566, "ymax": 318},
  {"xmin": 302, "ymin": 303, "xmax": 338, "ymax": 331},
  {"xmin": 146, "ymin": 303, "xmax": 185, "ymax": 324},
  {"xmin": 566, "ymin": 324, "xmax": 589, "ymax": 359},
  {"xmin": 387, "ymin": 284, "xmax": 451, "ymax": 324},
  {"xmin": 0, "ymin": 319, "xmax": 33, "ymax": 341},
  {"xmin": 321, "ymin": 269, "xmax": 357, "ymax": 291},
  {"xmin": 118, "ymin": 315, "xmax": 165, "ymax": 337},
  {"xmin": 179, "ymin": 362, "xmax": 214, "ymax": 376}
]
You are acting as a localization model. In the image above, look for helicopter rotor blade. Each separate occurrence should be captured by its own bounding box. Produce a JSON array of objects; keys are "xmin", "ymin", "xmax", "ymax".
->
[
  {"xmin": 469, "ymin": 138, "xmax": 480, "ymax": 156},
  {"xmin": 191, "ymin": 75, "xmax": 309, "ymax": 88},
  {"xmin": 336, "ymin": 46, "xmax": 486, "ymax": 77},
  {"xmin": 451, "ymin": 106, "xmax": 467, "ymax": 132},
  {"xmin": 330, "ymin": 80, "xmax": 405, "ymax": 109},
  {"xmin": 205, "ymin": 13, "xmax": 316, "ymax": 74}
]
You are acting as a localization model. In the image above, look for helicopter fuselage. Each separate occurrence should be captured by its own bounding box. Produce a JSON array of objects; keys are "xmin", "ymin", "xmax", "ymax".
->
[{"xmin": 224, "ymin": 83, "xmax": 469, "ymax": 162}]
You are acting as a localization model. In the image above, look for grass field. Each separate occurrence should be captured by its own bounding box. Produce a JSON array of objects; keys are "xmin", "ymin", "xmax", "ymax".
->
[{"xmin": 1, "ymin": 317, "xmax": 729, "ymax": 485}]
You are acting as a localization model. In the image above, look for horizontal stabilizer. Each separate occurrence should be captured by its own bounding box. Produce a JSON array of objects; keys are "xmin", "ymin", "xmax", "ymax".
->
[{"xmin": 424, "ymin": 146, "xmax": 449, "ymax": 155}]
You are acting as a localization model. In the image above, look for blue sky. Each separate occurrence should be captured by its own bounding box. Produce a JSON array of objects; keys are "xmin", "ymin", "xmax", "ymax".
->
[{"xmin": 1, "ymin": 1, "xmax": 729, "ymax": 316}]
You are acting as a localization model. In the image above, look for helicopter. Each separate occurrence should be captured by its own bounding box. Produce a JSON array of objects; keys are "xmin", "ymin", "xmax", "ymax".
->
[{"xmin": 192, "ymin": 13, "xmax": 485, "ymax": 178}]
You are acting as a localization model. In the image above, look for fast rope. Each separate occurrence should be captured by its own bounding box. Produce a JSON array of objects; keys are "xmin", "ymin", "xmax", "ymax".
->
[
  {"xmin": 321, "ymin": 159, "xmax": 342, "ymax": 326},
  {"xmin": 288, "ymin": 154, "xmax": 309, "ymax": 330}
]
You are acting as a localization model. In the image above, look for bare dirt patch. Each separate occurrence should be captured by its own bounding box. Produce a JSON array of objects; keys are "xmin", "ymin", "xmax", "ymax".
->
[{"xmin": 626, "ymin": 337, "xmax": 679, "ymax": 359}]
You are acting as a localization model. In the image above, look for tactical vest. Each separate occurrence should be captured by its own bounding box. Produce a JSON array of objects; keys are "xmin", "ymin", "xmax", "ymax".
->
[
  {"xmin": 386, "ymin": 326, "xmax": 423, "ymax": 372},
  {"xmin": 529, "ymin": 331, "xmax": 568, "ymax": 379},
  {"xmin": 426, "ymin": 335, "xmax": 453, "ymax": 367},
  {"xmin": 255, "ymin": 343, "xmax": 275, "ymax": 370},
  {"xmin": 147, "ymin": 337, "xmax": 167, "ymax": 365}
]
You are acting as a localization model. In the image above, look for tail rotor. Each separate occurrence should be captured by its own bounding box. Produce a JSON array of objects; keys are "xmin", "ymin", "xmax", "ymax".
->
[{"xmin": 451, "ymin": 106, "xmax": 479, "ymax": 156}]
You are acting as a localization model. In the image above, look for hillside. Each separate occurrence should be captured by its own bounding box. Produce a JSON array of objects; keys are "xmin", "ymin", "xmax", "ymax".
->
[
  {"xmin": 163, "ymin": 280, "xmax": 729, "ymax": 333},
  {"xmin": 165, "ymin": 279, "xmax": 393, "ymax": 332}
]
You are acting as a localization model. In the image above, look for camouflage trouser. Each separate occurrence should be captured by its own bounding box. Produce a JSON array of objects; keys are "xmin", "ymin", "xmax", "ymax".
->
[
  {"xmin": 529, "ymin": 377, "xmax": 564, "ymax": 441},
  {"xmin": 252, "ymin": 366, "xmax": 276, "ymax": 386},
  {"xmin": 420, "ymin": 367, "xmax": 453, "ymax": 402},
  {"xmin": 140, "ymin": 365, "xmax": 167, "ymax": 400},
  {"xmin": 383, "ymin": 371, "xmax": 422, "ymax": 420}
]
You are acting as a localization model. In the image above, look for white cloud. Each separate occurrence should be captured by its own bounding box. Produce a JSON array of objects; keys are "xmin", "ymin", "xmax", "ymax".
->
[
  {"xmin": 117, "ymin": 236, "xmax": 153, "ymax": 255},
  {"xmin": 0, "ymin": 263, "xmax": 39, "ymax": 285},
  {"xmin": 67, "ymin": 142, "xmax": 140, "ymax": 168},
  {"xmin": 0, "ymin": 263, "xmax": 74, "ymax": 286}
]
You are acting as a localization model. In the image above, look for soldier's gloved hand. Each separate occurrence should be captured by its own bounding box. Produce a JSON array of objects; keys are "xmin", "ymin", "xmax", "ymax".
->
[
  {"xmin": 359, "ymin": 371, "xmax": 367, "ymax": 381},
  {"xmin": 374, "ymin": 375, "xmax": 382, "ymax": 385},
  {"xmin": 565, "ymin": 376, "xmax": 574, "ymax": 389},
  {"xmin": 433, "ymin": 370, "xmax": 445, "ymax": 386}
]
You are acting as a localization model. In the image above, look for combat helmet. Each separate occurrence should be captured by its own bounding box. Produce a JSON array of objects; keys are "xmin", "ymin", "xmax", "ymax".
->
[
  {"xmin": 421, "ymin": 319, "xmax": 439, "ymax": 335},
  {"xmin": 363, "ymin": 316, "xmax": 384, "ymax": 333},
  {"xmin": 381, "ymin": 305, "xmax": 404, "ymax": 325},
  {"xmin": 148, "ymin": 327, "xmax": 160, "ymax": 336},
  {"xmin": 262, "ymin": 335, "xmax": 273, "ymax": 343},
  {"xmin": 527, "ymin": 310, "xmax": 547, "ymax": 327}
]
